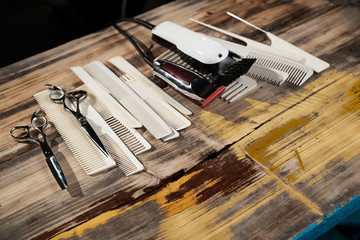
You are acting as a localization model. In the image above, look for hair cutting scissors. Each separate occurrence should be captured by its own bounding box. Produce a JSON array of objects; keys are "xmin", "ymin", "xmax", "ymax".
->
[
  {"xmin": 44, "ymin": 84, "xmax": 109, "ymax": 157},
  {"xmin": 10, "ymin": 108, "xmax": 68, "ymax": 189}
]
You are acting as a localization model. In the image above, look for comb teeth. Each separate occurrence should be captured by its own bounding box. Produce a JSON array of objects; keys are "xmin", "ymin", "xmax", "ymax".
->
[
  {"xmin": 215, "ymin": 58, "xmax": 256, "ymax": 86},
  {"xmin": 107, "ymin": 56, "xmax": 191, "ymax": 131},
  {"xmin": 221, "ymin": 76, "xmax": 257, "ymax": 102},
  {"xmin": 77, "ymin": 85, "xmax": 151, "ymax": 155},
  {"xmin": 247, "ymin": 50, "xmax": 313, "ymax": 86},
  {"xmin": 34, "ymin": 90, "xmax": 116, "ymax": 175},
  {"xmin": 105, "ymin": 116, "xmax": 151, "ymax": 155},
  {"xmin": 246, "ymin": 64, "xmax": 288, "ymax": 85},
  {"xmin": 84, "ymin": 61, "xmax": 172, "ymax": 139},
  {"xmin": 99, "ymin": 134, "xmax": 143, "ymax": 176}
]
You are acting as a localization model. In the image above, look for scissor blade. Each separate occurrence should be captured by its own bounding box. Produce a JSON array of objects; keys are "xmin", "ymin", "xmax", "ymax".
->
[{"xmin": 81, "ymin": 122, "xmax": 109, "ymax": 157}]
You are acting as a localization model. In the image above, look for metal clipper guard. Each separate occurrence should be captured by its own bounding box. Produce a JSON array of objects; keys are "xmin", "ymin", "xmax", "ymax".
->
[{"xmin": 153, "ymin": 60, "xmax": 223, "ymax": 108}]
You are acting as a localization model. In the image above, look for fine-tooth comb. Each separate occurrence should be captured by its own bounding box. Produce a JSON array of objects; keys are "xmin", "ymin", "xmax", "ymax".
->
[
  {"xmin": 77, "ymin": 98, "xmax": 144, "ymax": 176},
  {"xmin": 71, "ymin": 66, "xmax": 151, "ymax": 154},
  {"xmin": 78, "ymin": 85, "xmax": 151, "ymax": 155},
  {"xmin": 34, "ymin": 90, "xmax": 116, "ymax": 175},
  {"xmin": 226, "ymin": 12, "xmax": 330, "ymax": 73},
  {"xmin": 209, "ymin": 36, "xmax": 313, "ymax": 86},
  {"xmin": 155, "ymin": 48, "xmax": 258, "ymax": 102},
  {"xmin": 221, "ymin": 76, "xmax": 257, "ymax": 102},
  {"xmin": 107, "ymin": 56, "xmax": 191, "ymax": 131},
  {"xmin": 106, "ymin": 59, "xmax": 181, "ymax": 141},
  {"xmin": 84, "ymin": 61, "xmax": 173, "ymax": 140},
  {"xmin": 71, "ymin": 66, "xmax": 141, "ymax": 129}
]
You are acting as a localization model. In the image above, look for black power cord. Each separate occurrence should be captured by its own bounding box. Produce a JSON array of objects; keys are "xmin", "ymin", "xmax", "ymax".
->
[
  {"xmin": 114, "ymin": 17, "xmax": 155, "ymax": 30},
  {"xmin": 111, "ymin": 21, "xmax": 154, "ymax": 67}
]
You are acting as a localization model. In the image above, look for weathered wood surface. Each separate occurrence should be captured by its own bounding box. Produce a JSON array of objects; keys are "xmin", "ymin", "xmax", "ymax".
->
[{"xmin": 0, "ymin": 0, "xmax": 360, "ymax": 239}]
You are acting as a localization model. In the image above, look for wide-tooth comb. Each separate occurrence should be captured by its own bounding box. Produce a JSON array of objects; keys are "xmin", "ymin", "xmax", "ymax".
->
[
  {"xmin": 34, "ymin": 90, "xmax": 116, "ymax": 175},
  {"xmin": 210, "ymin": 36, "xmax": 313, "ymax": 86},
  {"xmin": 78, "ymin": 85, "xmax": 151, "ymax": 155},
  {"xmin": 221, "ymin": 76, "xmax": 257, "ymax": 102},
  {"xmin": 84, "ymin": 61, "xmax": 173, "ymax": 140},
  {"xmin": 107, "ymin": 56, "xmax": 191, "ymax": 131},
  {"xmin": 227, "ymin": 12, "xmax": 330, "ymax": 73}
]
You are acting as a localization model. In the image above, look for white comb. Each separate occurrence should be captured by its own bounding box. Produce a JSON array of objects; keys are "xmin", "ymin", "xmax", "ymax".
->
[
  {"xmin": 190, "ymin": 18, "xmax": 304, "ymax": 63},
  {"xmin": 84, "ymin": 61, "xmax": 173, "ymax": 140},
  {"xmin": 34, "ymin": 90, "xmax": 116, "ymax": 175},
  {"xmin": 227, "ymin": 12, "xmax": 330, "ymax": 73},
  {"xmin": 108, "ymin": 56, "xmax": 191, "ymax": 131},
  {"xmin": 247, "ymin": 64, "xmax": 287, "ymax": 85},
  {"xmin": 71, "ymin": 66, "xmax": 141, "ymax": 129},
  {"xmin": 221, "ymin": 76, "xmax": 257, "ymax": 102},
  {"xmin": 78, "ymin": 85, "xmax": 151, "ymax": 155},
  {"xmin": 78, "ymin": 99, "xmax": 144, "ymax": 176},
  {"xmin": 210, "ymin": 36, "xmax": 313, "ymax": 86}
]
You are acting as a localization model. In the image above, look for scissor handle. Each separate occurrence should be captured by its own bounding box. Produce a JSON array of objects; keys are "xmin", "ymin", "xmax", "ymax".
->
[
  {"xmin": 49, "ymin": 90, "xmax": 65, "ymax": 103},
  {"xmin": 67, "ymin": 90, "xmax": 88, "ymax": 102},
  {"xmin": 31, "ymin": 108, "xmax": 48, "ymax": 135},
  {"xmin": 66, "ymin": 90, "xmax": 88, "ymax": 114},
  {"xmin": 10, "ymin": 125, "xmax": 37, "ymax": 143}
]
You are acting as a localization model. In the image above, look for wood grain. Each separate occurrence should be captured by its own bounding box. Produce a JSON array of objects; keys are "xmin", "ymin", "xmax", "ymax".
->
[{"xmin": 1, "ymin": 0, "xmax": 360, "ymax": 239}]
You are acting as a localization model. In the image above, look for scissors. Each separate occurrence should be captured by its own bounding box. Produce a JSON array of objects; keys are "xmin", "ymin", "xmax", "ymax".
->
[
  {"xmin": 10, "ymin": 108, "xmax": 68, "ymax": 189},
  {"xmin": 44, "ymin": 84, "xmax": 109, "ymax": 157}
]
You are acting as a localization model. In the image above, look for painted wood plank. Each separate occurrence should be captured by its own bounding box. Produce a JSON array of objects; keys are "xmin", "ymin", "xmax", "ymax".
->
[
  {"xmin": 1, "ymin": 0, "xmax": 359, "ymax": 239},
  {"xmin": 51, "ymin": 145, "xmax": 322, "ymax": 240}
]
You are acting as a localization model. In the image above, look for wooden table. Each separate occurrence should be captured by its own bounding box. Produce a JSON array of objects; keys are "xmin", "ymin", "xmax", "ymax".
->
[{"xmin": 1, "ymin": 0, "xmax": 360, "ymax": 239}]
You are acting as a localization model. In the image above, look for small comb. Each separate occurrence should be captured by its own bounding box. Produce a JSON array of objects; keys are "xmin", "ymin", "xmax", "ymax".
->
[{"xmin": 221, "ymin": 76, "xmax": 257, "ymax": 102}]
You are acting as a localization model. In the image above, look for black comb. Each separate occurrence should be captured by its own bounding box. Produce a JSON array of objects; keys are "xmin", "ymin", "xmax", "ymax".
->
[{"xmin": 214, "ymin": 58, "xmax": 256, "ymax": 86}]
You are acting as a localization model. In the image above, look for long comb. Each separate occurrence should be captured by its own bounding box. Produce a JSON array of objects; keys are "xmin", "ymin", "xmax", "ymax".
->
[
  {"xmin": 78, "ymin": 85, "xmax": 151, "ymax": 155},
  {"xmin": 34, "ymin": 90, "xmax": 116, "ymax": 175},
  {"xmin": 71, "ymin": 66, "xmax": 141, "ymax": 129},
  {"xmin": 210, "ymin": 36, "xmax": 313, "ymax": 86},
  {"xmin": 71, "ymin": 66, "xmax": 150, "ymax": 154},
  {"xmin": 84, "ymin": 61, "xmax": 173, "ymax": 140},
  {"xmin": 107, "ymin": 56, "xmax": 191, "ymax": 131},
  {"xmin": 227, "ymin": 12, "xmax": 330, "ymax": 73},
  {"xmin": 77, "ymin": 99, "xmax": 144, "ymax": 176},
  {"xmin": 190, "ymin": 18, "xmax": 304, "ymax": 63}
]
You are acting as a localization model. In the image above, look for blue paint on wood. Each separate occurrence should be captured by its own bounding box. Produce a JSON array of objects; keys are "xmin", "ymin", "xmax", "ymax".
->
[{"xmin": 293, "ymin": 195, "xmax": 360, "ymax": 240}]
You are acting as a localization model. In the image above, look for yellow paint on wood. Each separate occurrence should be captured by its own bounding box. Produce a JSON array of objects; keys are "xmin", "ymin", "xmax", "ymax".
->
[
  {"xmin": 245, "ymin": 115, "xmax": 313, "ymax": 166},
  {"xmin": 52, "ymin": 171, "xmax": 203, "ymax": 239},
  {"xmin": 51, "ymin": 200, "xmax": 148, "ymax": 239},
  {"xmin": 53, "ymin": 70, "xmax": 359, "ymax": 239},
  {"xmin": 340, "ymin": 74, "xmax": 360, "ymax": 115},
  {"xmin": 198, "ymin": 111, "xmax": 238, "ymax": 144}
]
